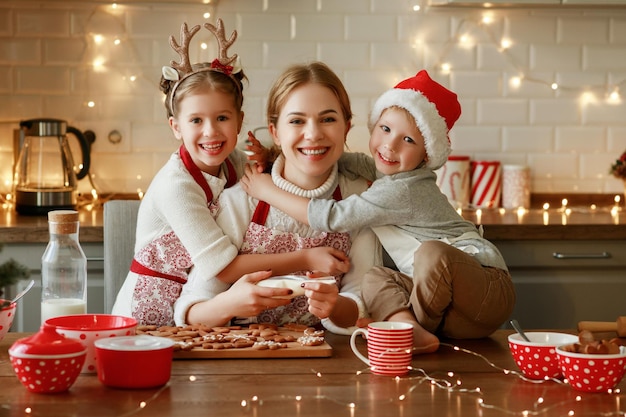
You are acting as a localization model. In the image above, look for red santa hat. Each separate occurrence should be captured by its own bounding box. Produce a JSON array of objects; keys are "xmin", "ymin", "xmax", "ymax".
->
[{"xmin": 368, "ymin": 70, "xmax": 461, "ymax": 170}]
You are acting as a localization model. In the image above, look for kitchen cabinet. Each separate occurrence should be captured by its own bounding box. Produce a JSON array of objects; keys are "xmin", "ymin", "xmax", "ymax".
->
[
  {"xmin": 0, "ymin": 243, "xmax": 104, "ymax": 332},
  {"xmin": 494, "ymin": 240, "xmax": 626, "ymax": 330}
]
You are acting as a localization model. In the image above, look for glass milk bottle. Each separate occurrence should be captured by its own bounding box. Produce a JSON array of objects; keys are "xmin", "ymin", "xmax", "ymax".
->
[{"xmin": 41, "ymin": 210, "xmax": 87, "ymax": 323}]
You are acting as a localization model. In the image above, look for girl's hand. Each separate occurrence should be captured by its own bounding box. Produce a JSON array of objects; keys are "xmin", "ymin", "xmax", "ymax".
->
[
  {"xmin": 303, "ymin": 247, "xmax": 350, "ymax": 276},
  {"xmin": 222, "ymin": 270, "xmax": 291, "ymax": 317},
  {"xmin": 301, "ymin": 281, "xmax": 339, "ymax": 320},
  {"xmin": 240, "ymin": 163, "xmax": 278, "ymax": 201}
]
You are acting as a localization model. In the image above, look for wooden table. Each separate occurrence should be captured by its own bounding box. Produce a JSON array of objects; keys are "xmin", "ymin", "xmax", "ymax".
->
[{"xmin": 1, "ymin": 330, "xmax": 624, "ymax": 417}]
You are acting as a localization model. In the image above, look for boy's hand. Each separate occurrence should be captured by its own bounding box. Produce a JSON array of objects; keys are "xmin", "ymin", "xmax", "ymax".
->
[
  {"xmin": 240, "ymin": 164, "xmax": 277, "ymax": 201},
  {"xmin": 303, "ymin": 247, "xmax": 350, "ymax": 276},
  {"xmin": 245, "ymin": 131, "xmax": 278, "ymax": 173}
]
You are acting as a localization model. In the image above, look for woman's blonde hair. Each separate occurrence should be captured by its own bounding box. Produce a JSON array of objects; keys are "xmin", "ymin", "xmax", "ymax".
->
[{"xmin": 266, "ymin": 62, "xmax": 352, "ymax": 127}]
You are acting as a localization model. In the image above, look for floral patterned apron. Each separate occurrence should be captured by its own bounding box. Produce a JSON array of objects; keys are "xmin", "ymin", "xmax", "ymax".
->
[
  {"xmin": 239, "ymin": 187, "xmax": 351, "ymax": 326},
  {"xmin": 129, "ymin": 144, "xmax": 236, "ymax": 326}
]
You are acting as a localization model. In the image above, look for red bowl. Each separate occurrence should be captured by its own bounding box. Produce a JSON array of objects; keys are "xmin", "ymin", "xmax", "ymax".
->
[
  {"xmin": 557, "ymin": 345, "xmax": 626, "ymax": 393},
  {"xmin": 508, "ymin": 332, "xmax": 579, "ymax": 380},
  {"xmin": 45, "ymin": 314, "xmax": 137, "ymax": 374},
  {"xmin": 0, "ymin": 301, "xmax": 16, "ymax": 343},
  {"xmin": 95, "ymin": 335, "xmax": 174, "ymax": 389}
]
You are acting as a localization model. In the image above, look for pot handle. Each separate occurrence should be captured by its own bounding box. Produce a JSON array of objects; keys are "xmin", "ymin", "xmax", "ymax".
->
[{"xmin": 66, "ymin": 126, "xmax": 91, "ymax": 180}]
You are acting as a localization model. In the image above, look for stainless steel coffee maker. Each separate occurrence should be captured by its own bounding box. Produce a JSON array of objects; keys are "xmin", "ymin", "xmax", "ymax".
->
[{"xmin": 13, "ymin": 118, "xmax": 91, "ymax": 215}]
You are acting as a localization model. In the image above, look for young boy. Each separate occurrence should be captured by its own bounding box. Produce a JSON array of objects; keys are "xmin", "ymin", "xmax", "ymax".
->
[{"xmin": 241, "ymin": 70, "xmax": 515, "ymax": 353}]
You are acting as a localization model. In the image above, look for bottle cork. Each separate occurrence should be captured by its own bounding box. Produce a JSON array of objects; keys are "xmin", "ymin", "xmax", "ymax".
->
[{"xmin": 48, "ymin": 210, "xmax": 79, "ymax": 235}]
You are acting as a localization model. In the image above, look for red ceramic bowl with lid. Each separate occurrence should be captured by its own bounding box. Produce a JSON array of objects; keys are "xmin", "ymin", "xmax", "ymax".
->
[
  {"xmin": 9, "ymin": 324, "xmax": 86, "ymax": 394},
  {"xmin": 95, "ymin": 335, "xmax": 174, "ymax": 389}
]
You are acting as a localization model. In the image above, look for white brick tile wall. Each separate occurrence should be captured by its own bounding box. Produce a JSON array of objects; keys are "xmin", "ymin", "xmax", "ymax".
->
[{"xmin": 1, "ymin": 0, "xmax": 626, "ymax": 197}]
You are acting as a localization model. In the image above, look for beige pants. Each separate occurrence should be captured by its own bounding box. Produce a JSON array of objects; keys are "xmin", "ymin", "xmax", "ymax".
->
[{"xmin": 362, "ymin": 240, "xmax": 516, "ymax": 339}]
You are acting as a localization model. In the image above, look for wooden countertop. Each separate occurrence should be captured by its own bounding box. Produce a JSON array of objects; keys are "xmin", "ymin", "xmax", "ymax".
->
[
  {"xmin": 1, "ymin": 329, "xmax": 625, "ymax": 417},
  {"xmin": 1, "ymin": 195, "xmax": 626, "ymax": 243}
]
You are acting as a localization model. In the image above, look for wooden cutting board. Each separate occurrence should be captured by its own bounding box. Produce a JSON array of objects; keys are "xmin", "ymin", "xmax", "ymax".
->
[{"xmin": 138, "ymin": 325, "xmax": 332, "ymax": 359}]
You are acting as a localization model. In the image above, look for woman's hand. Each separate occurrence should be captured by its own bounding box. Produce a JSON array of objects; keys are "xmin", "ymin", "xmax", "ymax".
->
[
  {"xmin": 240, "ymin": 163, "xmax": 277, "ymax": 201},
  {"xmin": 221, "ymin": 270, "xmax": 291, "ymax": 318},
  {"xmin": 301, "ymin": 280, "xmax": 339, "ymax": 320}
]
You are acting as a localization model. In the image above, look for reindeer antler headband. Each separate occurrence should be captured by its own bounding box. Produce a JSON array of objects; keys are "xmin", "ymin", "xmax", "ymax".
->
[{"xmin": 162, "ymin": 19, "xmax": 242, "ymax": 114}]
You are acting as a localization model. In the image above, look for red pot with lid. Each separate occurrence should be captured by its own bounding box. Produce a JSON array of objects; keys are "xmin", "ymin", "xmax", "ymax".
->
[{"xmin": 9, "ymin": 324, "xmax": 86, "ymax": 394}]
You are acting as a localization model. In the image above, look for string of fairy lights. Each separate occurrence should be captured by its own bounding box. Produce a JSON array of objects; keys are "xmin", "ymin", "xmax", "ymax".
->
[
  {"xmin": 11, "ymin": 342, "xmax": 625, "ymax": 416},
  {"xmin": 2, "ymin": 1, "xmax": 624, "ymax": 210}
]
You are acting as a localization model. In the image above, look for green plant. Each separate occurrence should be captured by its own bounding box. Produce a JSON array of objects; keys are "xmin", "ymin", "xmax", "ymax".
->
[{"xmin": 0, "ymin": 243, "xmax": 31, "ymax": 298}]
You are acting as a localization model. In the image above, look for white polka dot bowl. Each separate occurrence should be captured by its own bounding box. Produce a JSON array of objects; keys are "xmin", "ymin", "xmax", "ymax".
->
[
  {"xmin": 556, "ymin": 345, "xmax": 626, "ymax": 393},
  {"xmin": 508, "ymin": 332, "xmax": 579, "ymax": 380},
  {"xmin": 45, "ymin": 314, "xmax": 137, "ymax": 374},
  {"xmin": 8, "ymin": 324, "xmax": 86, "ymax": 394},
  {"xmin": 0, "ymin": 300, "xmax": 17, "ymax": 343}
]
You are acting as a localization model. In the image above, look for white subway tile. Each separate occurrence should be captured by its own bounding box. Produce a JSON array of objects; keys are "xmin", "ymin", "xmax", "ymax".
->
[
  {"xmin": 0, "ymin": 39, "xmax": 40, "ymax": 64},
  {"xmin": 531, "ymin": 44, "xmax": 580, "ymax": 71},
  {"xmin": 531, "ymin": 99, "xmax": 580, "ymax": 124},
  {"xmin": 319, "ymin": 42, "xmax": 369, "ymax": 69},
  {"xmin": 558, "ymin": 16, "xmax": 608, "ymax": 44},
  {"xmin": 608, "ymin": 127, "xmax": 626, "ymax": 152},
  {"xmin": 264, "ymin": 41, "xmax": 317, "ymax": 67},
  {"xmin": 16, "ymin": 67, "xmax": 69, "ymax": 94},
  {"xmin": 131, "ymin": 122, "xmax": 177, "ymax": 152},
  {"xmin": 16, "ymin": 10, "xmax": 70, "ymax": 37},
  {"xmin": 371, "ymin": 42, "xmax": 424, "ymax": 70},
  {"xmin": 555, "ymin": 127, "xmax": 606, "ymax": 153},
  {"xmin": 583, "ymin": 101, "xmax": 626, "ymax": 125},
  {"xmin": 0, "ymin": 67, "xmax": 11, "ymax": 92},
  {"xmin": 452, "ymin": 126, "xmax": 502, "ymax": 153},
  {"xmin": 505, "ymin": 14, "xmax": 558, "ymax": 44},
  {"xmin": 478, "ymin": 99, "xmax": 529, "ymax": 125},
  {"xmin": 451, "ymin": 72, "xmax": 501, "ymax": 97},
  {"xmin": 345, "ymin": 15, "xmax": 395, "ymax": 41},
  {"xmin": 584, "ymin": 45, "xmax": 626, "ymax": 70},
  {"xmin": 294, "ymin": 15, "xmax": 344, "ymax": 41},
  {"xmin": 322, "ymin": 0, "xmax": 371, "ymax": 13},
  {"xmin": 239, "ymin": 14, "xmax": 292, "ymax": 41},
  {"xmin": 399, "ymin": 14, "xmax": 451, "ymax": 44},
  {"xmin": 529, "ymin": 153, "xmax": 578, "ymax": 179},
  {"xmin": 581, "ymin": 153, "xmax": 615, "ymax": 180},
  {"xmin": 0, "ymin": 95, "xmax": 41, "ymax": 119},
  {"xmin": 503, "ymin": 127, "xmax": 553, "ymax": 152}
]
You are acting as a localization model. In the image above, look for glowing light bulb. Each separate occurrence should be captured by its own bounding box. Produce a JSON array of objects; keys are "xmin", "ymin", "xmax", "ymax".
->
[
  {"xmin": 551, "ymin": 82, "xmax": 559, "ymax": 90},
  {"xmin": 500, "ymin": 38, "xmax": 512, "ymax": 49}
]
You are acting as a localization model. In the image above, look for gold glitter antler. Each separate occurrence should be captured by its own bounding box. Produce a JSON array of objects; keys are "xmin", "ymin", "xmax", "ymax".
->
[
  {"xmin": 169, "ymin": 23, "xmax": 201, "ymax": 75},
  {"xmin": 204, "ymin": 18, "xmax": 238, "ymax": 67}
]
